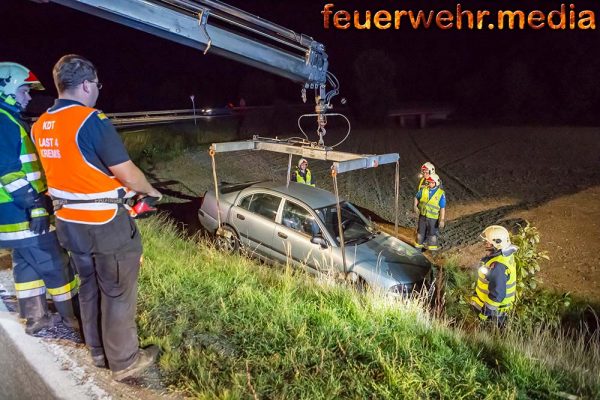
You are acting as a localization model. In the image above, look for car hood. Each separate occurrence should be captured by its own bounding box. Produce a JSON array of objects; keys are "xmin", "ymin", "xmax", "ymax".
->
[{"xmin": 345, "ymin": 233, "xmax": 431, "ymax": 285}]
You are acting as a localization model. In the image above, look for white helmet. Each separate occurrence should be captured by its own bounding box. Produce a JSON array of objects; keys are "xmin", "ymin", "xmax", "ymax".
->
[
  {"xmin": 298, "ymin": 158, "xmax": 308, "ymax": 168},
  {"xmin": 420, "ymin": 162, "xmax": 435, "ymax": 175},
  {"xmin": 481, "ymin": 225, "xmax": 511, "ymax": 250},
  {"xmin": 0, "ymin": 62, "xmax": 44, "ymax": 96},
  {"xmin": 0, "ymin": 62, "xmax": 44, "ymax": 108},
  {"xmin": 427, "ymin": 173, "xmax": 441, "ymax": 186}
]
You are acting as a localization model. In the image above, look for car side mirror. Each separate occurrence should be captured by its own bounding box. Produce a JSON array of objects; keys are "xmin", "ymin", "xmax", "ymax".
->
[{"xmin": 311, "ymin": 236, "xmax": 328, "ymax": 249}]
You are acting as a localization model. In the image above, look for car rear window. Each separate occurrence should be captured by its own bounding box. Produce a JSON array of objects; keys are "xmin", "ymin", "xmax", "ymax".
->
[{"xmin": 240, "ymin": 193, "xmax": 281, "ymax": 221}]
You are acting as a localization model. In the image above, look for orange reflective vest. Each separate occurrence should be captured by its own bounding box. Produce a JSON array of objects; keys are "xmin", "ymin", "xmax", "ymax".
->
[{"xmin": 32, "ymin": 104, "xmax": 130, "ymax": 224}]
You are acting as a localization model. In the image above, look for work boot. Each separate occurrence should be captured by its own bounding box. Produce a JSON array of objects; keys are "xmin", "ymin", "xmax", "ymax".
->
[
  {"xmin": 18, "ymin": 294, "xmax": 56, "ymax": 335},
  {"xmin": 112, "ymin": 345, "xmax": 160, "ymax": 382},
  {"xmin": 90, "ymin": 348, "xmax": 107, "ymax": 368},
  {"xmin": 53, "ymin": 295, "xmax": 81, "ymax": 332},
  {"xmin": 25, "ymin": 314, "xmax": 55, "ymax": 335}
]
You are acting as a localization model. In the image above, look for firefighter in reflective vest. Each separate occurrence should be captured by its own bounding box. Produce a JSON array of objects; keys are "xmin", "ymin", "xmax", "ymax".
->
[
  {"xmin": 417, "ymin": 162, "xmax": 435, "ymax": 191},
  {"xmin": 32, "ymin": 55, "xmax": 161, "ymax": 381},
  {"xmin": 413, "ymin": 173, "xmax": 445, "ymax": 251},
  {"xmin": 291, "ymin": 158, "xmax": 315, "ymax": 186},
  {"xmin": 471, "ymin": 225, "xmax": 518, "ymax": 325},
  {"xmin": 0, "ymin": 62, "xmax": 79, "ymax": 335}
]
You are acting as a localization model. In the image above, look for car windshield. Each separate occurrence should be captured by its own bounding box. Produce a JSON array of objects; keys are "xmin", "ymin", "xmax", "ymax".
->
[{"xmin": 315, "ymin": 202, "xmax": 376, "ymax": 245}]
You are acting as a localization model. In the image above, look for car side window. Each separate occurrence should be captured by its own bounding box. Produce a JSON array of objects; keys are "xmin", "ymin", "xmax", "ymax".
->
[
  {"xmin": 239, "ymin": 194, "xmax": 253, "ymax": 211},
  {"xmin": 281, "ymin": 201, "xmax": 320, "ymax": 236},
  {"xmin": 246, "ymin": 193, "xmax": 280, "ymax": 221}
]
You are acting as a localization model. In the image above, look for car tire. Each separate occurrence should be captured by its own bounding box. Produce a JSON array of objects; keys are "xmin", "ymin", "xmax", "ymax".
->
[
  {"xmin": 215, "ymin": 225, "xmax": 240, "ymax": 254},
  {"xmin": 346, "ymin": 271, "xmax": 368, "ymax": 292}
]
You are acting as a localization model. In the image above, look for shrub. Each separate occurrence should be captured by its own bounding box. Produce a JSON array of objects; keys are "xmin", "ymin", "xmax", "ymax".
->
[{"xmin": 510, "ymin": 222, "xmax": 549, "ymax": 294}]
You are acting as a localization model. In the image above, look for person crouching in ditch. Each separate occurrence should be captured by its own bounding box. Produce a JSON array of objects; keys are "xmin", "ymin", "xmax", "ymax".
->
[
  {"xmin": 413, "ymin": 173, "xmax": 445, "ymax": 251},
  {"xmin": 470, "ymin": 225, "xmax": 518, "ymax": 327}
]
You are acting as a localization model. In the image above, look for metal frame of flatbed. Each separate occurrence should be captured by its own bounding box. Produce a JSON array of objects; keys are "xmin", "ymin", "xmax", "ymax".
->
[
  {"xmin": 208, "ymin": 136, "xmax": 401, "ymax": 277},
  {"xmin": 210, "ymin": 136, "xmax": 399, "ymax": 174}
]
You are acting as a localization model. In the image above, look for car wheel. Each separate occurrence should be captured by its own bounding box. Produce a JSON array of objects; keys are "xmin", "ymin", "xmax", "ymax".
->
[
  {"xmin": 215, "ymin": 225, "xmax": 240, "ymax": 254},
  {"xmin": 346, "ymin": 271, "xmax": 368, "ymax": 292}
]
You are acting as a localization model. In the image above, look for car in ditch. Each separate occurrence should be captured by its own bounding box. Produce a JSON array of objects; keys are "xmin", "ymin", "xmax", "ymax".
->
[{"xmin": 198, "ymin": 181, "xmax": 433, "ymax": 296}]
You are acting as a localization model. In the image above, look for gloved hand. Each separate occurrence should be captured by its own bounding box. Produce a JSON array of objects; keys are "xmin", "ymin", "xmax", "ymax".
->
[
  {"xmin": 10, "ymin": 184, "xmax": 36, "ymax": 210},
  {"xmin": 132, "ymin": 196, "xmax": 160, "ymax": 219},
  {"xmin": 29, "ymin": 195, "xmax": 50, "ymax": 235},
  {"xmin": 413, "ymin": 206, "xmax": 420, "ymax": 215},
  {"xmin": 439, "ymin": 219, "xmax": 446, "ymax": 229}
]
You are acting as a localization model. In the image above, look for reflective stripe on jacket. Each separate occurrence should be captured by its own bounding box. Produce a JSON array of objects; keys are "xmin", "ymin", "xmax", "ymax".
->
[
  {"xmin": 0, "ymin": 107, "xmax": 48, "ymax": 242},
  {"xmin": 418, "ymin": 187, "xmax": 444, "ymax": 219},
  {"xmin": 471, "ymin": 253, "xmax": 517, "ymax": 312},
  {"xmin": 0, "ymin": 108, "xmax": 46, "ymax": 202},
  {"xmin": 295, "ymin": 169, "xmax": 315, "ymax": 187},
  {"xmin": 32, "ymin": 104, "xmax": 130, "ymax": 224}
]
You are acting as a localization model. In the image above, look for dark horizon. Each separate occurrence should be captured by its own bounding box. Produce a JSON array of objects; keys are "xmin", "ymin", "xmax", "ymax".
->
[{"xmin": 3, "ymin": 0, "xmax": 600, "ymax": 123}]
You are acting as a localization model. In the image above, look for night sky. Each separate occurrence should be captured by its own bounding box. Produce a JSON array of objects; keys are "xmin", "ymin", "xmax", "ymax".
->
[{"xmin": 4, "ymin": 0, "xmax": 600, "ymax": 122}]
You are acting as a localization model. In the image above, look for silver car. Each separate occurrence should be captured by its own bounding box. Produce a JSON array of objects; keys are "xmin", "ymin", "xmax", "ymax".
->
[{"xmin": 198, "ymin": 181, "xmax": 432, "ymax": 295}]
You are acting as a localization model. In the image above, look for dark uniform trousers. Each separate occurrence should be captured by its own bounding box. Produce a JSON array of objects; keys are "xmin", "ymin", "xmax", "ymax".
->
[
  {"xmin": 417, "ymin": 215, "xmax": 439, "ymax": 247},
  {"xmin": 56, "ymin": 208, "xmax": 142, "ymax": 372}
]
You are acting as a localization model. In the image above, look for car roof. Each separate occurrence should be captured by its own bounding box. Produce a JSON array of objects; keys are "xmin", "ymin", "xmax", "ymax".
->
[{"xmin": 250, "ymin": 181, "xmax": 342, "ymax": 209}]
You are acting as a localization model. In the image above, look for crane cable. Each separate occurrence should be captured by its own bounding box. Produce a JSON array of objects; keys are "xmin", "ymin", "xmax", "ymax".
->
[
  {"xmin": 395, "ymin": 160, "xmax": 400, "ymax": 234},
  {"xmin": 209, "ymin": 147, "xmax": 222, "ymax": 230},
  {"xmin": 331, "ymin": 167, "xmax": 347, "ymax": 275},
  {"xmin": 296, "ymin": 113, "xmax": 351, "ymax": 148}
]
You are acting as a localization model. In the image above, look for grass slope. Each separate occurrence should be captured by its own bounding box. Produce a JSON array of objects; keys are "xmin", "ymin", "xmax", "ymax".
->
[{"xmin": 136, "ymin": 217, "xmax": 598, "ymax": 399}]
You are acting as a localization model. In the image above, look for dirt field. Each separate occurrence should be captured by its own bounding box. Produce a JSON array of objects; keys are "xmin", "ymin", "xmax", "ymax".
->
[{"xmin": 146, "ymin": 123, "xmax": 600, "ymax": 302}]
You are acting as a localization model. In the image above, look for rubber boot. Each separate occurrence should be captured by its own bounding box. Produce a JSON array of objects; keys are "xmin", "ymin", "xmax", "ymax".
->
[
  {"xmin": 18, "ymin": 294, "xmax": 55, "ymax": 335},
  {"xmin": 53, "ymin": 294, "xmax": 81, "ymax": 332}
]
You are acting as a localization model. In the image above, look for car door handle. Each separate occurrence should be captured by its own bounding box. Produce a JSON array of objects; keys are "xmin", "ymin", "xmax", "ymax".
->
[
  {"xmin": 236, "ymin": 213, "xmax": 245, "ymax": 220},
  {"xmin": 278, "ymin": 231, "xmax": 288, "ymax": 239}
]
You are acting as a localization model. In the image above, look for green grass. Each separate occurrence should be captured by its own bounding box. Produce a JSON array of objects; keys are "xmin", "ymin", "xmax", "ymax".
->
[
  {"xmin": 120, "ymin": 119, "xmax": 241, "ymax": 166},
  {"xmin": 136, "ymin": 217, "xmax": 599, "ymax": 399}
]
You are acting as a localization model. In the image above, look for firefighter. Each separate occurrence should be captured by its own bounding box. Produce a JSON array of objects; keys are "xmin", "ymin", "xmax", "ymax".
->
[
  {"xmin": 413, "ymin": 173, "xmax": 445, "ymax": 251},
  {"xmin": 291, "ymin": 158, "xmax": 315, "ymax": 186},
  {"xmin": 0, "ymin": 62, "xmax": 79, "ymax": 335},
  {"xmin": 470, "ymin": 225, "xmax": 518, "ymax": 326},
  {"xmin": 31, "ymin": 55, "xmax": 161, "ymax": 381},
  {"xmin": 417, "ymin": 162, "xmax": 435, "ymax": 191}
]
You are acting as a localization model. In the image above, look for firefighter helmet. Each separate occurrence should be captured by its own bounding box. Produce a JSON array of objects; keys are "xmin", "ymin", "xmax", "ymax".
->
[
  {"xmin": 427, "ymin": 173, "xmax": 441, "ymax": 186},
  {"xmin": 0, "ymin": 62, "xmax": 44, "ymax": 110},
  {"xmin": 0, "ymin": 62, "xmax": 44, "ymax": 96},
  {"xmin": 481, "ymin": 225, "xmax": 511, "ymax": 250},
  {"xmin": 420, "ymin": 162, "xmax": 435, "ymax": 175}
]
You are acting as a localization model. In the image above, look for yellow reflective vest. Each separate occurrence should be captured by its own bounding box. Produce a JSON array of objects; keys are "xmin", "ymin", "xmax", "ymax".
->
[
  {"xmin": 471, "ymin": 252, "xmax": 517, "ymax": 313},
  {"xmin": 418, "ymin": 187, "xmax": 444, "ymax": 219},
  {"xmin": 295, "ymin": 168, "xmax": 315, "ymax": 187}
]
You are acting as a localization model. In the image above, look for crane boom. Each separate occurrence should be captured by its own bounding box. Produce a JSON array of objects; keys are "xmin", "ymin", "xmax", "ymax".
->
[{"xmin": 48, "ymin": 0, "xmax": 336, "ymax": 124}]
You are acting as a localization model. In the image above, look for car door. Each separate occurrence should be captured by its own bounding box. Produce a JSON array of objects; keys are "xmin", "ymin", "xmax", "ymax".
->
[
  {"xmin": 230, "ymin": 191, "xmax": 281, "ymax": 259},
  {"xmin": 272, "ymin": 199, "xmax": 333, "ymax": 274}
]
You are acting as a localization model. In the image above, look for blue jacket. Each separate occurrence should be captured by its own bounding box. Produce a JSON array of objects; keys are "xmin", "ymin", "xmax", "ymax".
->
[{"xmin": 0, "ymin": 102, "xmax": 52, "ymax": 248}]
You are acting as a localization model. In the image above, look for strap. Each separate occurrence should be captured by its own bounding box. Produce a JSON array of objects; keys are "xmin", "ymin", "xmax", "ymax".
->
[{"xmin": 52, "ymin": 197, "xmax": 134, "ymax": 211}]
